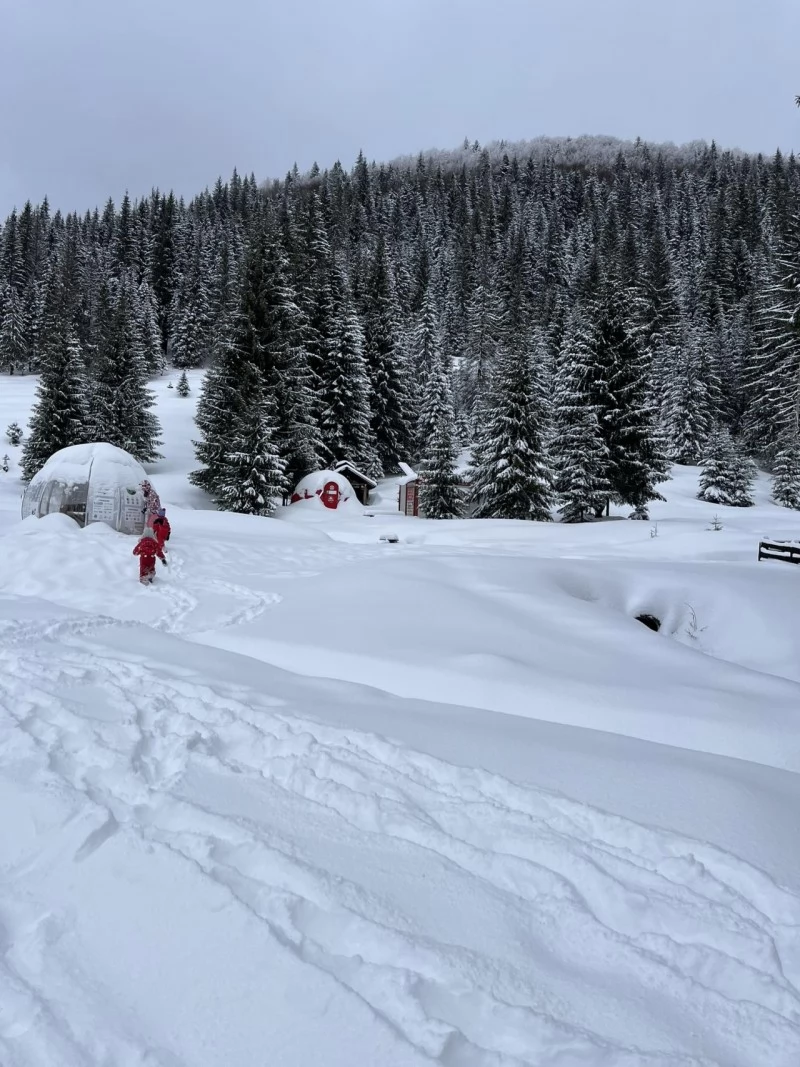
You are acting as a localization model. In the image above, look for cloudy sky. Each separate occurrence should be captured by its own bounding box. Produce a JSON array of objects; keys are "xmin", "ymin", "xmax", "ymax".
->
[{"xmin": 0, "ymin": 0, "xmax": 797, "ymax": 215}]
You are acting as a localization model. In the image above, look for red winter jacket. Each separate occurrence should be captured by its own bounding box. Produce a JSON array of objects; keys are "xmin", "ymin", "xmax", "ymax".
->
[
  {"xmin": 133, "ymin": 536, "xmax": 166, "ymax": 563},
  {"xmin": 152, "ymin": 516, "xmax": 171, "ymax": 549}
]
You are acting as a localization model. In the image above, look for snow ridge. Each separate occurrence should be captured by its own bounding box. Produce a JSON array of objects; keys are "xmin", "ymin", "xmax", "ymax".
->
[{"xmin": 1, "ymin": 618, "xmax": 799, "ymax": 1067}]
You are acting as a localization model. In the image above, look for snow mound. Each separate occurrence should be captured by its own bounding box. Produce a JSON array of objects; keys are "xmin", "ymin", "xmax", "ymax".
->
[
  {"xmin": 21, "ymin": 442, "xmax": 150, "ymax": 535},
  {"xmin": 289, "ymin": 469, "xmax": 360, "ymax": 514}
]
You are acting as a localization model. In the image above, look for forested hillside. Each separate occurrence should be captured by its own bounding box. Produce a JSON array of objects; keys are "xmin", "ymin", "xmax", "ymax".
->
[{"xmin": 2, "ymin": 134, "xmax": 799, "ymax": 517}]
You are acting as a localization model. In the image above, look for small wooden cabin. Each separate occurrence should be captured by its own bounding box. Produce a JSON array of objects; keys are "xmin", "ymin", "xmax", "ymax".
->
[
  {"xmin": 397, "ymin": 463, "xmax": 420, "ymax": 516},
  {"xmin": 333, "ymin": 460, "xmax": 377, "ymax": 506},
  {"xmin": 396, "ymin": 461, "xmax": 475, "ymax": 518}
]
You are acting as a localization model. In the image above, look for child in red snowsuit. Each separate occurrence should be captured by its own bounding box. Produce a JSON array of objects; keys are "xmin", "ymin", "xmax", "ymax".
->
[
  {"xmin": 133, "ymin": 528, "xmax": 167, "ymax": 584},
  {"xmin": 152, "ymin": 508, "xmax": 171, "ymax": 552}
]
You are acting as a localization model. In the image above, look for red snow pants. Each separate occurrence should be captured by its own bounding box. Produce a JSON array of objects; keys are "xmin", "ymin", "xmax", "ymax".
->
[{"xmin": 139, "ymin": 556, "xmax": 156, "ymax": 583}]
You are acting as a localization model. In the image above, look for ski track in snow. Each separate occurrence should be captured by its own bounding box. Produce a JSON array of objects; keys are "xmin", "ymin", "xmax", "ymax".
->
[{"xmin": 1, "ymin": 620, "xmax": 799, "ymax": 1067}]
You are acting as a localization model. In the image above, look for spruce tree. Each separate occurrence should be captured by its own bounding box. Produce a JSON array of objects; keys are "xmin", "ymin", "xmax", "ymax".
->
[
  {"xmin": 177, "ymin": 370, "xmax": 190, "ymax": 396},
  {"xmin": 698, "ymin": 427, "xmax": 755, "ymax": 506},
  {"xmin": 6, "ymin": 422, "xmax": 22, "ymax": 446},
  {"xmin": 772, "ymin": 432, "xmax": 800, "ymax": 509},
  {"xmin": 551, "ymin": 309, "xmax": 610, "ymax": 522},
  {"xmin": 319, "ymin": 262, "xmax": 378, "ymax": 474},
  {"xmin": 730, "ymin": 444, "xmax": 757, "ymax": 507},
  {"xmin": 463, "ymin": 246, "xmax": 504, "ymax": 423},
  {"xmin": 218, "ymin": 368, "xmax": 287, "ymax": 515},
  {"xmin": 192, "ymin": 325, "xmax": 250, "ymax": 498},
  {"xmin": 410, "ymin": 286, "xmax": 442, "ymax": 447},
  {"xmin": 594, "ymin": 287, "xmax": 670, "ymax": 518},
  {"xmin": 90, "ymin": 278, "xmax": 162, "ymax": 462},
  {"xmin": 231, "ymin": 229, "xmax": 321, "ymax": 487},
  {"xmin": 363, "ymin": 234, "xmax": 410, "ymax": 474},
  {"xmin": 0, "ymin": 284, "xmax": 28, "ymax": 373},
  {"xmin": 22, "ymin": 323, "xmax": 89, "ymax": 480},
  {"xmin": 663, "ymin": 328, "xmax": 714, "ymax": 465},
  {"xmin": 136, "ymin": 279, "xmax": 165, "ymax": 375},
  {"xmin": 170, "ymin": 234, "xmax": 212, "ymax": 368},
  {"xmin": 469, "ymin": 344, "xmax": 552, "ymax": 521},
  {"xmin": 418, "ymin": 353, "xmax": 463, "ymax": 519}
]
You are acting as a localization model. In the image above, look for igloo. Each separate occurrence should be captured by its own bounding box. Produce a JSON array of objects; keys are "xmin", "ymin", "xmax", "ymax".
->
[
  {"xmin": 290, "ymin": 469, "xmax": 357, "ymax": 511},
  {"xmin": 21, "ymin": 443, "xmax": 151, "ymax": 535}
]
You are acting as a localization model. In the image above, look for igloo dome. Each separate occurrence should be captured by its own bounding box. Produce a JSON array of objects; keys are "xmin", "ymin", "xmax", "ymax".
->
[
  {"xmin": 290, "ymin": 469, "xmax": 357, "ymax": 511},
  {"xmin": 21, "ymin": 443, "xmax": 151, "ymax": 535}
]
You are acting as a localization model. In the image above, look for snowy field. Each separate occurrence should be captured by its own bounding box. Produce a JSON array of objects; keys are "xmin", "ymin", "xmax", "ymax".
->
[{"xmin": 1, "ymin": 372, "xmax": 800, "ymax": 1067}]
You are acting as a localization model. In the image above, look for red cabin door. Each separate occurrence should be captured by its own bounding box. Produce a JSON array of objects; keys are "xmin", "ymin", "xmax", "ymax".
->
[{"xmin": 321, "ymin": 480, "xmax": 340, "ymax": 509}]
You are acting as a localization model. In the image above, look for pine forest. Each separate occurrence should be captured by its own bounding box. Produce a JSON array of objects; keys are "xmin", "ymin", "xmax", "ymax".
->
[{"xmin": 3, "ymin": 134, "xmax": 800, "ymax": 519}]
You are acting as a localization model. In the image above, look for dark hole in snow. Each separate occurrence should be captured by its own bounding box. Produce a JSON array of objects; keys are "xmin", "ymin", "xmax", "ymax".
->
[{"xmin": 636, "ymin": 614, "xmax": 661, "ymax": 632}]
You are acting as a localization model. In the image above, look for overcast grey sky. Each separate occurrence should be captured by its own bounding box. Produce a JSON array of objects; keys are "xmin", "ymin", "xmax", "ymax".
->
[{"xmin": 0, "ymin": 0, "xmax": 797, "ymax": 215}]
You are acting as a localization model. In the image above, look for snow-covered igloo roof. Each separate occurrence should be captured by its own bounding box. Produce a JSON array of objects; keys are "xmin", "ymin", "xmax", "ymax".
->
[
  {"xmin": 290, "ymin": 469, "xmax": 357, "ymax": 509},
  {"xmin": 22, "ymin": 442, "xmax": 151, "ymax": 535}
]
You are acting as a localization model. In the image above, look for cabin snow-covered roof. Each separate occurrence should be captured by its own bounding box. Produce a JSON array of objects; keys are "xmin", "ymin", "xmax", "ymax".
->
[
  {"xmin": 397, "ymin": 462, "xmax": 417, "ymax": 485},
  {"xmin": 333, "ymin": 459, "xmax": 377, "ymax": 489}
]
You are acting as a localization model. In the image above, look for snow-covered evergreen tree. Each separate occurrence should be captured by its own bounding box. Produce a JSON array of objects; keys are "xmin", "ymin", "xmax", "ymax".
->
[
  {"xmin": 136, "ymin": 279, "xmax": 165, "ymax": 375},
  {"xmin": 463, "ymin": 245, "xmax": 504, "ymax": 424},
  {"xmin": 218, "ymin": 368, "xmax": 287, "ymax": 515},
  {"xmin": 177, "ymin": 370, "xmax": 190, "ymax": 397},
  {"xmin": 698, "ymin": 427, "xmax": 755, "ymax": 507},
  {"xmin": 663, "ymin": 327, "xmax": 715, "ymax": 464},
  {"xmin": 90, "ymin": 278, "xmax": 162, "ymax": 462},
  {"xmin": 363, "ymin": 234, "xmax": 410, "ymax": 474},
  {"xmin": 6, "ymin": 422, "xmax": 22, "ymax": 446},
  {"xmin": 469, "ymin": 343, "xmax": 552, "ymax": 521},
  {"xmin": 169, "ymin": 234, "xmax": 212, "ymax": 368},
  {"xmin": 730, "ymin": 445, "xmax": 757, "ymax": 507},
  {"xmin": 191, "ymin": 325, "xmax": 249, "ymax": 498},
  {"xmin": 594, "ymin": 287, "xmax": 670, "ymax": 518},
  {"xmin": 319, "ymin": 262, "xmax": 378, "ymax": 474},
  {"xmin": 772, "ymin": 431, "xmax": 800, "ymax": 509},
  {"xmin": 418, "ymin": 353, "xmax": 463, "ymax": 519},
  {"xmin": 21, "ymin": 323, "xmax": 89, "ymax": 480},
  {"xmin": 551, "ymin": 309, "xmax": 610, "ymax": 522},
  {"xmin": 0, "ymin": 283, "xmax": 28, "ymax": 373}
]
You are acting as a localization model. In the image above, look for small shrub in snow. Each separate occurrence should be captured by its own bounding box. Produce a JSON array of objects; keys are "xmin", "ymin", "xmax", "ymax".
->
[
  {"xmin": 177, "ymin": 371, "xmax": 191, "ymax": 397},
  {"xmin": 1, "ymin": 453, "xmax": 9, "ymax": 472},
  {"xmin": 683, "ymin": 603, "xmax": 707, "ymax": 641},
  {"xmin": 708, "ymin": 514, "xmax": 723, "ymax": 531},
  {"xmin": 6, "ymin": 422, "xmax": 22, "ymax": 446}
]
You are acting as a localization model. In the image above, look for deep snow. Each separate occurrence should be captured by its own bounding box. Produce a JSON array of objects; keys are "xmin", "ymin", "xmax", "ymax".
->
[{"xmin": 1, "ymin": 371, "xmax": 800, "ymax": 1067}]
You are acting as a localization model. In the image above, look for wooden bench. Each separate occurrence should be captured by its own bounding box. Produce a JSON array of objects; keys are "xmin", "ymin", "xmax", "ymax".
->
[{"xmin": 758, "ymin": 540, "xmax": 800, "ymax": 565}]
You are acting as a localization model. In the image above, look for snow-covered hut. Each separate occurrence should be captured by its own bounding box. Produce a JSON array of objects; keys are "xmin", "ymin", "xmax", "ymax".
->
[
  {"xmin": 333, "ymin": 459, "xmax": 377, "ymax": 505},
  {"xmin": 290, "ymin": 469, "xmax": 358, "ymax": 511},
  {"xmin": 396, "ymin": 455, "xmax": 476, "ymax": 518},
  {"xmin": 21, "ymin": 443, "xmax": 150, "ymax": 535},
  {"xmin": 397, "ymin": 462, "xmax": 420, "ymax": 516}
]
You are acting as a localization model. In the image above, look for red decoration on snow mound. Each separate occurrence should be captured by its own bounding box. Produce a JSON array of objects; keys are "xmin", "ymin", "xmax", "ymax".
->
[{"xmin": 290, "ymin": 470, "xmax": 356, "ymax": 511}]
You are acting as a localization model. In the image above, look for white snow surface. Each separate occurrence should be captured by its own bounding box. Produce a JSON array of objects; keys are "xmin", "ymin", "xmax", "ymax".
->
[
  {"xmin": 1, "ymin": 371, "xmax": 800, "ymax": 1066},
  {"xmin": 24, "ymin": 441, "xmax": 147, "ymax": 493}
]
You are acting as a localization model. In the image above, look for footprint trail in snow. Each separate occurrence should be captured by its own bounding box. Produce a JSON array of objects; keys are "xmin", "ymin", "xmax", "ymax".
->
[{"xmin": 0, "ymin": 616, "xmax": 798, "ymax": 1067}]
